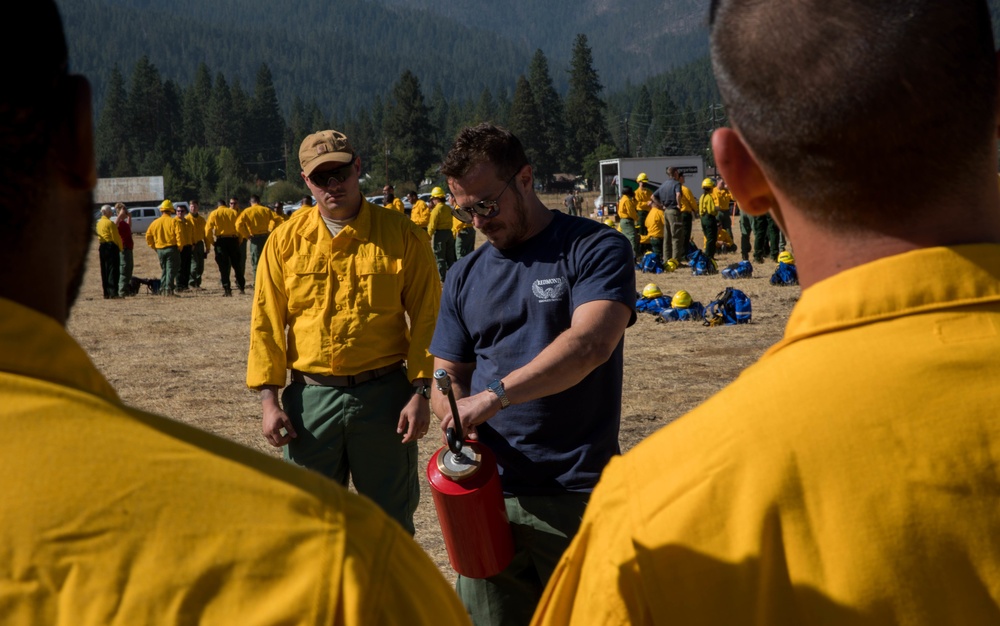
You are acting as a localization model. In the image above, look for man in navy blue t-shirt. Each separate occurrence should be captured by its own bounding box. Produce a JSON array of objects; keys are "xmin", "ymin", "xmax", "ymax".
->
[{"xmin": 430, "ymin": 123, "xmax": 636, "ymax": 626}]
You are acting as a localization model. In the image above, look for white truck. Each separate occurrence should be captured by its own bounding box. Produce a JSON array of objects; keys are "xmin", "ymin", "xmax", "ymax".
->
[{"xmin": 597, "ymin": 156, "xmax": 706, "ymax": 215}]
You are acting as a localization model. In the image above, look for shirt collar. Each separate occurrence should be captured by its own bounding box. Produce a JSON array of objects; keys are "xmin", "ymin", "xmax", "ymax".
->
[
  {"xmin": 303, "ymin": 198, "xmax": 372, "ymax": 244},
  {"xmin": 0, "ymin": 298, "xmax": 120, "ymax": 404},
  {"xmin": 769, "ymin": 244, "xmax": 1000, "ymax": 356}
]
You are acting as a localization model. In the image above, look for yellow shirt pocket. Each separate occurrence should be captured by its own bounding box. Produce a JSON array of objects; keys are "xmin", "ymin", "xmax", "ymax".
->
[
  {"xmin": 288, "ymin": 254, "xmax": 329, "ymax": 314},
  {"xmin": 356, "ymin": 255, "xmax": 402, "ymax": 314}
]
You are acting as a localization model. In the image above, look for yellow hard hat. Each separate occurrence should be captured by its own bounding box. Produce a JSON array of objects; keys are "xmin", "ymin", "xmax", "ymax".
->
[
  {"xmin": 665, "ymin": 258, "xmax": 680, "ymax": 272},
  {"xmin": 671, "ymin": 289, "xmax": 693, "ymax": 309},
  {"xmin": 604, "ymin": 218, "xmax": 615, "ymax": 228},
  {"xmin": 701, "ymin": 178, "xmax": 716, "ymax": 189},
  {"xmin": 778, "ymin": 251, "xmax": 795, "ymax": 264},
  {"xmin": 636, "ymin": 173, "xmax": 649, "ymax": 183},
  {"xmin": 159, "ymin": 199, "xmax": 175, "ymax": 213},
  {"xmin": 642, "ymin": 283, "xmax": 662, "ymax": 299},
  {"xmin": 431, "ymin": 186, "xmax": 446, "ymax": 198}
]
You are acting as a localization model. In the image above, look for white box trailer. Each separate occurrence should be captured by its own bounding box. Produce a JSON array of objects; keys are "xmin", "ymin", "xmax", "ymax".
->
[{"xmin": 597, "ymin": 156, "xmax": 706, "ymax": 214}]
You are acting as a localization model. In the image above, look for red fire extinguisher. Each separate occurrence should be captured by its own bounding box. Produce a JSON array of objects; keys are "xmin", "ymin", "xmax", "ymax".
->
[{"xmin": 427, "ymin": 369, "xmax": 515, "ymax": 579}]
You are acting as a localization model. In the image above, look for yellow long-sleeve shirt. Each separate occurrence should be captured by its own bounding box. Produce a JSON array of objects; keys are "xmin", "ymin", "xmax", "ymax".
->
[
  {"xmin": 269, "ymin": 211, "xmax": 286, "ymax": 232},
  {"xmin": 617, "ymin": 195, "xmax": 638, "ymax": 221},
  {"xmin": 452, "ymin": 215, "xmax": 475, "ymax": 237},
  {"xmin": 175, "ymin": 216, "xmax": 195, "ymax": 247},
  {"xmin": 679, "ymin": 185, "xmax": 697, "ymax": 214},
  {"xmin": 427, "ymin": 202, "xmax": 453, "ymax": 235},
  {"xmin": 236, "ymin": 203, "xmax": 273, "ymax": 237},
  {"xmin": 204, "ymin": 205, "xmax": 240, "ymax": 248},
  {"xmin": 145, "ymin": 213, "xmax": 180, "ymax": 249},
  {"xmin": 634, "ymin": 186, "xmax": 653, "ymax": 212},
  {"xmin": 96, "ymin": 215, "xmax": 123, "ymax": 250},
  {"xmin": 698, "ymin": 191, "xmax": 717, "ymax": 217},
  {"xmin": 247, "ymin": 200, "xmax": 441, "ymax": 387},
  {"xmin": 645, "ymin": 206, "xmax": 664, "ymax": 239},
  {"xmin": 384, "ymin": 197, "xmax": 405, "ymax": 213},
  {"xmin": 186, "ymin": 213, "xmax": 207, "ymax": 245},
  {"xmin": 1, "ymin": 297, "xmax": 470, "ymax": 626},
  {"xmin": 410, "ymin": 200, "xmax": 430, "ymax": 229},
  {"xmin": 713, "ymin": 188, "xmax": 733, "ymax": 214},
  {"xmin": 533, "ymin": 245, "xmax": 1000, "ymax": 626}
]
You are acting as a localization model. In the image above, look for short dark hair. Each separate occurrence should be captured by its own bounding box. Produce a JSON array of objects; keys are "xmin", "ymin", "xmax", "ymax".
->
[
  {"xmin": 441, "ymin": 123, "xmax": 528, "ymax": 181},
  {"xmin": 710, "ymin": 0, "xmax": 997, "ymax": 229},
  {"xmin": 0, "ymin": 0, "xmax": 69, "ymax": 239},
  {"xmin": 250, "ymin": 194, "xmax": 260, "ymax": 204}
]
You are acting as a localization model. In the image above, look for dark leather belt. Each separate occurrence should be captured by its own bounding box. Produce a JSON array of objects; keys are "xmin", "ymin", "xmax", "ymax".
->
[
  {"xmin": 216, "ymin": 235, "xmax": 238, "ymax": 239},
  {"xmin": 290, "ymin": 361, "xmax": 404, "ymax": 387}
]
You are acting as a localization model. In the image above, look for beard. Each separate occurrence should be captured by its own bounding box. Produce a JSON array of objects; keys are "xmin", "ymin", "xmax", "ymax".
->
[
  {"xmin": 485, "ymin": 185, "xmax": 530, "ymax": 250},
  {"xmin": 65, "ymin": 190, "xmax": 94, "ymax": 314}
]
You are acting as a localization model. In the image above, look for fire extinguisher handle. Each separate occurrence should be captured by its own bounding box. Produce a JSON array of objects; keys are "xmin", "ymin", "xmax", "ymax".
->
[{"xmin": 435, "ymin": 369, "xmax": 465, "ymax": 455}]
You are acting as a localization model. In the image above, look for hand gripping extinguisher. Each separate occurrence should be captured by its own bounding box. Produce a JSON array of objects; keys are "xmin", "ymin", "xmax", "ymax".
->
[{"xmin": 426, "ymin": 369, "xmax": 514, "ymax": 578}]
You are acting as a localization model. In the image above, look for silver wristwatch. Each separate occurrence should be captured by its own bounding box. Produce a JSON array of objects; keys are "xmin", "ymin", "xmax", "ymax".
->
[{"xmin": 486, "ymin": 379, "xmax": 510, "ymax": 409}]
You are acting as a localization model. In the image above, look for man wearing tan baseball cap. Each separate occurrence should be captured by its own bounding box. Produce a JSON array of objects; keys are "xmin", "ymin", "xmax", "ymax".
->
[{"xmin": 247, "ymin": 129, "xmax": 441, "ymax": 534}]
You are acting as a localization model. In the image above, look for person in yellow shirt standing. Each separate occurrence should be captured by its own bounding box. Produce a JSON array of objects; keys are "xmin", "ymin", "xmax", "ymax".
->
[
  {"xmin": 427, "ymin": 186, "xmax": 456, "ymax": 281},
  {"xmin": 204, "ymin": 197, "xmax": 245, "ymax": 296},
  {"xmin": 174, "ymin": 204, "xmax": 195, "ymax": 293},
  {"xmin": 382, "ymin": 184, "xmax": 405, "ymax": 212},
  {"xmin": 95, "ymin": 204, "xmax": 122, "ymax": 299},
  {"xmin": 677, "ymin": 172, "xmax": 698, "ymax": 256},
  {"xmin": 697, "ymin": 177, "xmax": 719, "ymax": 259},
  {"xmin": 532, "ymin": 1, "xmax": 1000, "ymax": 624},
  {"xmin": 617, "ymin": 186, "xmax": 640, "ymax": 261},
  {"xmin": 408, "ymin": 190, "xmax": 430, "ymax": 229},
  {"xmin": 269, "ymin": 201, "xmax": 286, "ymax": 231},
  {"xmin": 236, "ymin": 194, "xmax": 273, "ymax": 283},
  {"xmin": 0, "ymin": 8, "xmax": 471, "ymax": 622},
  {"xmin": 634, "ymin": 172, "xmax": 654, "ymax": 238},
  {"xmin": 186, "ymin": 199, "xmax": 207, "ymax": 289},
  {"xmin": 713, "ymin": 178, "xmax": 734, "ymax": 243},
  {"xmin": 145, "ymin": 199, "xmax": 181, "ymax": 296},
  {"xmin": 248, "ymin": 129, "xmax": 441, "ymax": 535}
]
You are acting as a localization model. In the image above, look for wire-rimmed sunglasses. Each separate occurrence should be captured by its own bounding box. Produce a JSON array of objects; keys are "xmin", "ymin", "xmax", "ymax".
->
[
  {"xmin": 451, "ymin": 167, "xmax": 524, "ymax": 224},
  {"xmin": 307, "ymin": 157, "xmax": 356, "ymax": 189}
]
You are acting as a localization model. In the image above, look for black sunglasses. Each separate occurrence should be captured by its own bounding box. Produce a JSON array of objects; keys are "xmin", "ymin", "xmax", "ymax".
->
[
  {"xmin": 451, "ymin": 167, "xmax": 524, "ymax": 224},
  {"xmin": 308, "ymin": 158, "xmax": 356, "ymax": 188}
]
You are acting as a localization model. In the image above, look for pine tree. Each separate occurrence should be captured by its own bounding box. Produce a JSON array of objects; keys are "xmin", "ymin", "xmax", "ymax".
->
[
  {"xmin": 564, "ymin": 34, "xmax": 611, "ymax": 172},
  {"xmin": 474, "ymin": 88, "xmax": 496, "ymax": 124},
  {"xmin": 629, "ymin": 86, "xmax": 653, "ymax": 157},
  {"xmin": 181, "ymin": 63, "xmax": 212, "ymax": 151},
  {"xmin": 229, "ymin": 79, "xmax": 250, "ymax": 174},
  {"xmin": 95, "ymin": 65, "xmax": 130, "ymax": 176},
  {"xmin": 527, "ymin": 49, "xmax": 565, "ymax": 181},
  {"xmin": 382, "ymin": 70, "xmax": 436, "ymax": 187},
  {"xmin": 125, "ymin": 56, "xmax": 165, "ymax": 172},
  {"xmin": 508, "ymin": 76, "xmax": 544, "ymax": 173},
  {"xmin": 249, "ymin": 63, "xmax": 285, "ymax": 180},
  {"xmin": 205, "ymin": 73, "xmax": 236, "ymax": 151}
]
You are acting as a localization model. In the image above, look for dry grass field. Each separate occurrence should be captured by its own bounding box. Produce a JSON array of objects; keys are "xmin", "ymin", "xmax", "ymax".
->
[{"xmin": 67, "ymin": 193, "xmax": 799, "ymax": 582}]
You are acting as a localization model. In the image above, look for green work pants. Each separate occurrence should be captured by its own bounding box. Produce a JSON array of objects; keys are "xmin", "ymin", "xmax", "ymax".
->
[
  {"xmin": 238, "ymin": 238, "xmax": 248, "ymax": 283},
  {"xmin": 98, "ymin": 242, "xmax": 120, "ymax": 298},
  {"xmin": 432, "ymin": 230, "xmax": 456, "ymax": 281},
  {"xmin": 457, "ymin": 493, "xmax": 590, "ymax": 626},
  {"xmin": 118, "ymin": 248, "xmax": 133, "ymax": 296},
  {"xmin": 281, "ymin": 369, "xmax": 419, "ymax": 534},
  {"xmin": 156, "ymin": 246, "xmax": 180, "ymax": 294},
  {"xmin": 189, "ymin": 241, "xmax": 205, "ymax": 288},
  {"xmin": 740, "ymin": 212, "xmax": 754, "ymax": 261},
  {"xmin": 663, "ymin": 207, "xmax": 684, "ymax": 262},
  {"xmin": 753, "ymin": 214, "xmax": 780, "ymax": 262},
  {"xmin": 249, "ymin": 233, "xmax": 269, "ymax": 283},
  {"xmin": 636, "ymin": 209, "xmax": 649, "ymax": 236},
  {"xmin": 213, "ymin": 237, "xmax": 244, "ymax": 290},
  {"xmin": 701, "ymin": 213, "xmax": 718, "ymax": 259},
  {"xmin": 455, "ymin": 228, "xmax": 476, "ymax": 260},
  {"xmin": 619, "ymin": 218, "xmax": 639, "ymax": 260}
]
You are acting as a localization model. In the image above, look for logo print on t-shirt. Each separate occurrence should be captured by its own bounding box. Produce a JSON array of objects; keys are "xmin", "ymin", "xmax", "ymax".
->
[{"xmin": 532, "ymin": 277, "xmax": 567, "ymax": 303}]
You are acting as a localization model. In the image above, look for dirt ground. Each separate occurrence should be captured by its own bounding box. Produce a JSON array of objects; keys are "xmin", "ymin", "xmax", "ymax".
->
[{"xmin": 67, "ymin": 193, "xmax": 799, "ymax": 583}]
